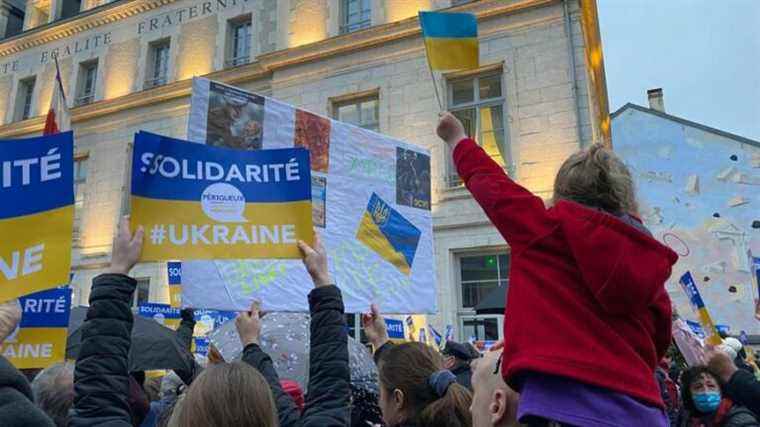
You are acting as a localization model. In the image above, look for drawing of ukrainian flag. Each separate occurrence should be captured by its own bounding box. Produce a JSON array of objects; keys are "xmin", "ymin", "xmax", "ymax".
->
[
  {"xmin": 679, "ymin": 271, "xmax": 722, "ymax": 346},
  {"xmin": 0, "ymin": 132, "xmax": 73, "ymax": 301},
  {"xmin": 419, "ymin": 11, "xmax": 479, "ymax": 71},
  {"xmin": 356, "ymin": 194, "xmax": 421, "ymax": 275}
]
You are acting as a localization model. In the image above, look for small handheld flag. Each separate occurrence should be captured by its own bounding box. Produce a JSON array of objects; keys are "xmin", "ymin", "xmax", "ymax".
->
[
  {"xmin": 679, "ymin": 271, "xmax": 722, "ymax": 346},
  {"xmin": 419, "ymin": 11, "xmax": 479, "ymax": 111},
  {"xmin": 419, "ymin": 11, "xmax": 479, "ymax": 71},
  {"xmin": 429, "ymin": 325, "xmax": 443, "ymax": 348}
]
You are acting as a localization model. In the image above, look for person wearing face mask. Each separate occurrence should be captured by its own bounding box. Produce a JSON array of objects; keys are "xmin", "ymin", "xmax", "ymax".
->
[{"xmin": 677, "ymin": 366, "xmax": 759, "ymax": 427}]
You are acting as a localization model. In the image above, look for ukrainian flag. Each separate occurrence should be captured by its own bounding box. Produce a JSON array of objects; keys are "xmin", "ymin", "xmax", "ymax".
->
[
  {"xmin": 356, "ymin": 194, "xmax": 421, "ymax": 275},
  {"xmin": 679, "ymin": 272, "xmax": 722, "ymax": 346},
  {"xmin": 419, "ymin": 11, "xmax": 479, "ymax": 71}
]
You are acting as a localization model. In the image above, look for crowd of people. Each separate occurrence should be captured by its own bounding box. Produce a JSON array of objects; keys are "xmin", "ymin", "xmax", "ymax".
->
[{"xmin": 1, "ymin": 113, "xmax": 759, "ymax": 426}]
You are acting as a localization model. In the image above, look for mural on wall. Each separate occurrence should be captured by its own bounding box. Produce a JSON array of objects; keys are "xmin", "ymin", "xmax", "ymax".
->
[{"xmin": 613, "ymin": 107, "xmax": 760, "ymax": 334}]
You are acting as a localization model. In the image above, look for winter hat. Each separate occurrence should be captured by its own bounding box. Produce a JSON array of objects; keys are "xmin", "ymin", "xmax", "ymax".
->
[{"xmin": 724, "ymin": 337, "xmax": 743, "ymax": 354}]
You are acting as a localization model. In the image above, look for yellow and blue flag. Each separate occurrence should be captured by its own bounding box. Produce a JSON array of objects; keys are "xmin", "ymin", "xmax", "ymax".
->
[
  {"xmin": 0, "ymin": 132, "xmax": 73, "ymax": 301},
  {"xmin": 679, "ymin": 271, "xmax": 722, "ymax": 346},
  {"xmin": 0, "ymin": 287, "xmax": 71, "ymax": 369},
  {"xmin": 356, "ymin": 194, "xmax": 421, "ymax": 276},
  {"xmin": 419, "ymin": 11, "xmax": 479, "ymax": 71},
  {"xmin": 130, "ymin": 131, "xmax": 313, "ymax": 261}
]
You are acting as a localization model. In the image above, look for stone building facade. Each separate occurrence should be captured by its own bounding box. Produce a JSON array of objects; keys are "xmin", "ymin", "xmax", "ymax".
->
[{"xmin": 0, "ymin": 0, "xmax": 610, "ymax": 342}]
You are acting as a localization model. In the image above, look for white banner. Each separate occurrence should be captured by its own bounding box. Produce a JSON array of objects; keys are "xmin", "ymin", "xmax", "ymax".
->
[{"xmin": 181, "ymin": 78, "xmax": 436, "ymax": 314}]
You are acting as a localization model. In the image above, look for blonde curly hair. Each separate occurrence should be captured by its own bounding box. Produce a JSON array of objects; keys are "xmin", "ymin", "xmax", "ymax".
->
[{"xmin": 552, "ymin": 144, "xmax": 639, "ymax": 216}]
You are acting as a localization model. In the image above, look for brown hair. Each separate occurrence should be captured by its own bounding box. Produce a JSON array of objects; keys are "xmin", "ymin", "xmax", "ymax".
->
[
  {"xmin": 553, "ymin": 144, "xmax": 639, "ymax": 215},
  {"xmin": 173, "ymin": 362, "xmax": 278, "ymax": 427},
  {"xmin": 378, "ymin": 342, "xmax": 472, "ymax": 427}
]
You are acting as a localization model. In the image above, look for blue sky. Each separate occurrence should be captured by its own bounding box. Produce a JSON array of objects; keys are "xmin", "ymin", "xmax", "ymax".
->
[{"xmin": 598, "ymin": 0, "xmax": 760, "ymax": 141}]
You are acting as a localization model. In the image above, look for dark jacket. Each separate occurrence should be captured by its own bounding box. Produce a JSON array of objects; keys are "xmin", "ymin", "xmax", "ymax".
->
[
  {"xmin": 451, "ymin": 363, "xmax": 472, "ymax": 391},
  {"xmin": 454, "ymin": 137, "xmax": 678, "ymax": 407},
  {"xmin": 0, "ymin": 355, "xmax": 55, "ymax": 426},
  {"xmin": 242, "ymin": 285, "xmax": 350, "ymax": 427},
  {"xmin": 725, "ymin": 369, "xmax": 760, "ymax": 418},
  {"xmin": 173, "ymin": 309, "xmax": 198, "ymax": 386},
  {"xmin": 70, "ymin": 273, "xmax": 136, "ymax": 427},
  {"xmin": 677, "ymin": 405, "xmax": 760, "ymax": 427}
]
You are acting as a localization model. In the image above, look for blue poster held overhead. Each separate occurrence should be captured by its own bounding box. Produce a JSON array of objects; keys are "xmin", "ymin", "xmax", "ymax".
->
[
  {"xmin": 0, "ymin": 132, "xmax": 74, "ymax": 301},
  {"xmin": 0, "ymin": 287, "xmax": 71, "ymax": 369},
  {"xmin": 130, "ymin": 131, "xmax": 313, "ymax": 261}
]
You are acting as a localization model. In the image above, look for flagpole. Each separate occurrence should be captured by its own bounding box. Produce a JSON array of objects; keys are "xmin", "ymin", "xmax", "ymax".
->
[
  {"xmin": 53, "ymin": 54, "xmax": 67, "ymax": 105},
  {"xmin": 424, "ymin": 47, "xmax": 444, "ymax": 112},
  {"xmin": 419, "ymin": 12, "xmax": 444, "ymax": 112}
]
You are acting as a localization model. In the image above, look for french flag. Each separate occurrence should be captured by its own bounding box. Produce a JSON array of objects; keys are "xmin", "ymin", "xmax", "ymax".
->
[{"xmin": 43, "ymin": 56, "xmax": 70, "ymax": 135}]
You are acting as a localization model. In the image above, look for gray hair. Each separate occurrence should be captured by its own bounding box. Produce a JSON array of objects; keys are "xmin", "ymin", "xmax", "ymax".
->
[{"xmin": 31, "ymin": 362, "xmax": 75, "ymax": 427}]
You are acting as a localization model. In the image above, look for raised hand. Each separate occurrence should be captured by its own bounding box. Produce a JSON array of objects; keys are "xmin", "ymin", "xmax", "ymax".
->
[
  {"xmin": 297, "ymin": 233, "xmax": 331, "ymax": 288},
  {"xmin": 235, "ymin": 300, "xmax": 262, "ymax": 347},
  {"xmin": 361, "ymin": 304, "xmax": 389, "ymax": 349},
  {"xmin": 108, "ymin": 215, "xmax": 144, "ymax": 276},
  {"xmin": 436, "ymin": 112, "xmax": 467, "ymax": 147},
  {"xmin": 0, "ymin": 299, "xmax": 21, "ymax": 344}
]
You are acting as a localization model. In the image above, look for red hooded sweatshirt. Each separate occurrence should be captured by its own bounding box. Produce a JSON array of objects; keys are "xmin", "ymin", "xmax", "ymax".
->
[{"xmin": 453, "ymin": 138, "xmax": 678, "ymax": 408}]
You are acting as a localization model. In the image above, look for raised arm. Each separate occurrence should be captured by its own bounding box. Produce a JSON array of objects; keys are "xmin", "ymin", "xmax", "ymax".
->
[
  {"xmin": 237, "ymin": 302, "xmax": 302, "ymax": 427},
  {"xmin": 438, "ymin": 112, "xmax": 554, "ymax": 253},
  {"xmin": 361, "ymin": 303, "xmax": 393, "ymax": 365},
  {"xmin": 70, "ymin": 216, "xmax": 144, "ymax": 427},
  {"xmin": 173, "ymin": 308, "xmax": 199, "ymax": 385},
  {"xmin": 298, "ymin": 235, "xmax": 351, "ymax": 427}
]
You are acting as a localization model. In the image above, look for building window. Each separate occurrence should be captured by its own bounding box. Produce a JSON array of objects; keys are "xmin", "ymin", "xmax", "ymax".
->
[
  {"xmin": 15, "ymin": 77, "xmax": 36, "ymax": 121},
  {"xmin": 145, "ymin": 39, "xmax": 170, "ymax": 88},
  {"xmin": 133, "ymin": 278, "xmax": 150, "ymax": 307},
  {"xmin": 73, "ymin": 155, "xmax": 88, "ymax": 209},
  {"xmin": 460, "ymin": 316, "xmax": 501, "ymax": 343},
  {"xmin": 227, "ymin": 17, "xmax": 251, "ymax": 67},
  {"xmin": 340, "ymin": 0, "xmax": 371, "ymax": 34},
  {"xmin": 446, "ymin": 72, "xmax": 508, "ymax": 187},
  {"xmin": 333, "ymin": 95, "xmax": 379, "ymax": 132},
  {"xmin": 4, "ymin": 6, "xmax": 25, "ymax": 38},
  {"xmin": 459, "ymin": 253, "xmax": 509, "ymax": 309},
  {"xmin": 457, "ymin": 252, "xmax": 508, "ymax": 343},
  {"xmin": 75, "ymin": 60, "xmax": 97, "ymax": 106},
  {"xmin": 345, "ymin": 313, "xmax": 369, "ymax": 345},
  {"xmin": 60, "ymin": 0, "xmax": 82, "ymax": 19}
]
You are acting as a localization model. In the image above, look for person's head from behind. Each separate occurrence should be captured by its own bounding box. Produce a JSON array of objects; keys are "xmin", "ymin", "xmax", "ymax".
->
[
  {"xmin": 442, "ymin": 341, "xmax": 474, "ymax": 371},
  {"xmin": 377, "ymin": 342, "xmax": 472, "ymax": 427},
  {"xmin": 31, "ymin": 362, "xmax": 75, "ymax": 427},
  {"xmin": 681, "ymin": 366, "xmax": 723, "ymax": 415},
  {"xmin": 469, "ymin": 351, "xmax": 519, "ymax": 427},
  {"xmin": 174, "ymin": 361, "xmax": 276, "ymax": 427},
  {"xmin": 552, "ymin": 144, "xmax": 638, "ymax": 216}
]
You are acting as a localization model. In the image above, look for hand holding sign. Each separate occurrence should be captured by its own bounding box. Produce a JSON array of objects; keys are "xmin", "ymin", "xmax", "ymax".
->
[{"xmin": 108, "ymin": 216, "xmax": 144, "ymax": 276}]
